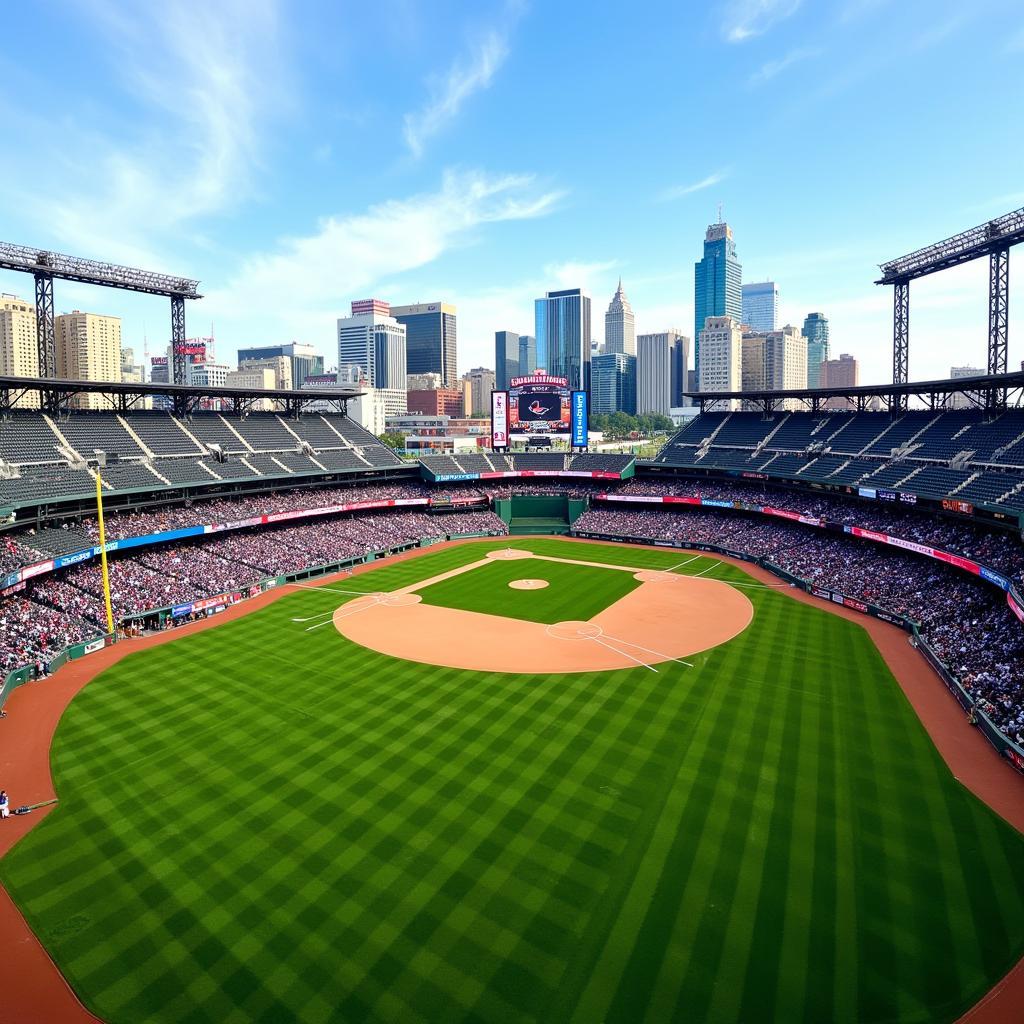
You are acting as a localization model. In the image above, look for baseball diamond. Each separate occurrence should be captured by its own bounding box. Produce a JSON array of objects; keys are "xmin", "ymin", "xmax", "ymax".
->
[{"xmin": 1, "ymin": 537, "xmax": 1023, "ymax": 1024}]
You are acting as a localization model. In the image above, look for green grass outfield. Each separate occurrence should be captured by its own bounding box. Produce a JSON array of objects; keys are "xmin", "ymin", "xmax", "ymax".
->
[{"xmin": 2, "ymin": 537, "xmax": 1024, "ymax": 1024}]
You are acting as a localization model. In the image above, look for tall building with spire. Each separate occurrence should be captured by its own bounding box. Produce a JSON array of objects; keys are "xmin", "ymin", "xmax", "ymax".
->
[
  {"xmin": 694, "ymin": 219, "xmax": 742, "ymax": 384},
  {"xmin": 604, "ymin": 279, "xmax": 635, "ymax": 356}
]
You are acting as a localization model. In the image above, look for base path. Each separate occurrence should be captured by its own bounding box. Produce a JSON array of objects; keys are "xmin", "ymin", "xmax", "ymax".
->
[
  {"xmin": 0, "ymin": 536, "xmax": 1021, "ymax": 1024},
  {"xmin": 332, "ymin": 552, "xmax": 753, "ymax": 674}
]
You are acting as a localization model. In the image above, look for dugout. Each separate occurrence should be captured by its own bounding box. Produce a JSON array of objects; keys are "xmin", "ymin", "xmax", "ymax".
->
[{"xmin": 494, "ymin": 496, "xmax": 588, "ymax": 535}]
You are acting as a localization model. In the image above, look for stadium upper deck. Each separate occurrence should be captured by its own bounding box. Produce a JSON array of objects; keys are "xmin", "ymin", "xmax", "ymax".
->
[{"xmin": 653, "ymin": 409, "xmax": 1024, "ymax": 516}]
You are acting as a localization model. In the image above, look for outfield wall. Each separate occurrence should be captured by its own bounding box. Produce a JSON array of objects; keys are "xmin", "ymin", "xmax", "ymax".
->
[{"xmin": 572, "ymin": 527, "xmax": 1024, "ymax": 774}]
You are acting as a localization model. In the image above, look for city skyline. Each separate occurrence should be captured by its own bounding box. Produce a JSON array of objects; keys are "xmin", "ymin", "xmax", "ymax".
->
[{"xmin": 0, "ymin": 1, "xmax": 1021, "ymax": 386}]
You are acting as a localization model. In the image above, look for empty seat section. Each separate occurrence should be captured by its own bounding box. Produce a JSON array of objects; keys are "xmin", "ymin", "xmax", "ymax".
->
[
  {"xmin": 200, "ymin": 458, "xmax": 258, "ymax": 480},
  {"xmin": 952, "ymin": 411, "xmax": 1024, "ymax": 460},
  {"xmin": 314, "ymin": 450, "xmax": 368, "ymax": 471},
  {"xmin": 420, "ymin": 456, "xmax": 465, "ymax": 476},
  {"xmin": 286, "ymin": 416, "xmax": 349, "ymax": 449},
  {"xmin": 903, "ymin": 465, "xmax": 973, "ymax": 498},
  {"xmin": 0, "ymin": 467, "xmax": 96, "ymax": 505},
  {"xmin": 186, "ymin": 415, "xmax": 250, "ymax": 453},
  {"xmin": 821, "ymin": 415, "xmax": 890, "ymax": 455},
  {"xmin": 99, "ymin": 463, "xmax": 164, "ymax": 491},
  {"xmin": 231, "ymin": 415, "xmax": 299, "ymax": 451},
  {"xmin": 0, "ymin": 414, "xmax": 64, "ymax": 464},
  {"xmin": 860, "ymin": 463, "xmax": 919, "ymax": 488},
  {"xmin": 909, "ymin": 411, "xmax": 980, "ymax": 460},
  {"xmin": 827, "ymin": 458, "xmax": 881, "ymax": 484},
  {"xmin": 796, "ymin": 455, "xmax": 848, "ymax": 480},
  {"xmin": 864, "ymin": 412, "xmax": 934, "ymax": 454},
  {"xmin": 711, "ymin": 413, "xmax": 780, "ymax": 447},
  {"xmin": 702, "ymin": 448, "xmax": 762, "ymax": 470},
  {"xmin": 56, "ymin": 414, "xmax": 145, "ymax": 459},
  {"xmin": 154, "ymin": 459, "xmax": 212, "ymax": 485},
  {"xmin": 764, "ymin": 453, "xmax": 811, "ymax": 476},
  {"xmin": 122, "ymin": 413, "xmax": 203, "ymax": 455},
  {"xmin": 455, "ymin": 454, "xmax": 494, "ymax": 474},
  {"xmin": 508, "ymin": 453, "xmax": 566, "ymax": 471},
  {"xmin": 568, "ymin": 453, "xmax": 633, "ymax": 473},
  {"xmin": 763, "ymin": 413, "xmax": 830, "ymax": 450},
  {"xmin": 956, "ymin": 472, "xmax": 1020, "ymax": 505}
]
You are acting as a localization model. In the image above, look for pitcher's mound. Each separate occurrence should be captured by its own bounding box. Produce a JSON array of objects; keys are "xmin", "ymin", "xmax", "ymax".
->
[
  {"xmin": 509, "ymin": 579, "xmax": 549, "ymax": 590},
  {"xmin": 487, "ymin": 549, "xmax": 533, "ymax": 560}
]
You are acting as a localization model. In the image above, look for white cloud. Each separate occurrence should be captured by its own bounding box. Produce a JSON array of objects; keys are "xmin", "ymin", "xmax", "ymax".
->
[
  {"xmin": 749, "ymin": 46, "xmax": 820, "ymax": 85},
  {"xmin": 543, "ymin": 260, "xmax": 618, "ymax": 292},
  {"xmin": 403, "ymin": 30, "xmax": 511, "ymax": 158},
  {"xmin": 658, "ymin": 172, "xmax": 727, "ymax": 203},
  {"xmin": 722, "ymin": 0, "xmax": 802, "ymax": 42},
  {"xmin": 203, "ymin": 169, "xmax": 565, "ymax": 360},
  {"xmin": 18, "ymin": 0, "xmax": 287, "ymax": 263}
]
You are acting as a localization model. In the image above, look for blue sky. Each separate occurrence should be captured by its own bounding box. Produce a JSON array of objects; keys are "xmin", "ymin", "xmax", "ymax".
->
[{"xmin": 1, "ymin": 0, "xmax": 1022, "ymax": 385}]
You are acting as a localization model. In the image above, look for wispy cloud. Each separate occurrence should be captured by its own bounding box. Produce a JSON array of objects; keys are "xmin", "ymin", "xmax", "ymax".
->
[
  {"xmin": 206, "ymin": 169, "xmax": 564, "ymax": 331},
  {"xmin": 12, "ymin": 0, "xmax": 287, "ymax": 263},
  {"xmin": 658, "ymin": 172, "xmax": 727, "ymax": 203},
  {"xmin": 749, "ymin": 46, "xmax": 820, "ymax": 85},
  {"xmin": 544, "ymin": 260, "xmax": 618, "ymax": 291},
  {"xmin": 403, "ymin": 28, "xmax": 512, "ymax": 158},
  {"xmin": 722, "ymin": 0, "xmax": 802, "ymax": 43}
]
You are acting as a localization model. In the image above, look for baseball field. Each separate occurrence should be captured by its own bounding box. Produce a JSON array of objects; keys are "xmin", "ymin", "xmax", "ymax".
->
[{"xmin": 2, "ymin": 536, "xmax": 1024, "ymax": 1023}]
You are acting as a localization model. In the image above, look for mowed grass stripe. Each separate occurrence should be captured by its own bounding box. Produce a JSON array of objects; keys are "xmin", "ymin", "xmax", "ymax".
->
[{"xmin": 3, "ymin": 539, "xmax": 1024, "ymax": 1024}]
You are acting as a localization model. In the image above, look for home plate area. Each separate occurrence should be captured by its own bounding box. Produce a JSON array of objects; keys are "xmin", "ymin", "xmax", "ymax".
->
[{"xmin": 330, "ymin": 550, "xmax": 754, "ymax": 674}]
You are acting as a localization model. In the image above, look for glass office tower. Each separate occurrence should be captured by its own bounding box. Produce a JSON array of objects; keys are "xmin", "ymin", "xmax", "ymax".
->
[
  {"xmin": 694, "ymin": 221, "xmax": 742, "ymax": 382},
  {"xmin": 494, "ymin": 330, "xmax": 520, "ymax": 391},
  {"xmin": 534, "ymin": 288, "xmax": 591, "ymax": 393},
  {"xmin": 802, "ymin": 312, "xmax": 830, "ymax": 388},
  {"xmin": 391, "ymin": 302, "xmax": 457, "ymax": 388}
]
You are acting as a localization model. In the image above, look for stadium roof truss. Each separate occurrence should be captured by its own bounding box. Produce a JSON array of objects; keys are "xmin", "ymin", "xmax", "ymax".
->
[
  {"xmin": 684, "ymin": 370, "xmax": 1024, "ymax": 415},
  {"xmin": 876, "ymin": 208, "xmax": 1024, "ymax": 402},
  {"xmin": 0, "ymin": 241, "xmax": 203, "ymax": 386},
  {"xmin": 0, "ymin": 376, "xmax": 363, "ymax": 418}
]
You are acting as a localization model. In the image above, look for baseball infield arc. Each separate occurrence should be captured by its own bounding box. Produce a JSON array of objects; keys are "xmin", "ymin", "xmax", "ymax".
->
[{"xmin": 332, "ymin": 555, "xmax": 754, "ymax": 673}]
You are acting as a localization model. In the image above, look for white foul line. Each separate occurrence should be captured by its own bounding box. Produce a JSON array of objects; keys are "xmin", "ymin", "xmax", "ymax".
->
[
  {"xmin": 591, "ymin": 635, "xmax": 658, "ymax": 673},
  {"xmin": 286, "ymin": 582, "xmax": 380, "ymax": 597},
  {"xmin": 666, "ymin": 554, "xmax": 703, "ymax": 571},
  {"xmin": 600, "ymin": 633, "xmax": 694, "ymax": 668},
  {"xmin": 691, "ymin": 560, "xmax": 722, "ymax": 577}
]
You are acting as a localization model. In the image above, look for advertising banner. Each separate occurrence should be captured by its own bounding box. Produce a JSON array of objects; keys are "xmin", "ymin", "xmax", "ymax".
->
[
  {"xmin": 571, "ymin": 390, "xmax": 588, "ymax": 447},
  {"xmin": 490, "ymin": 390, "xmax": 510, "ymax": 449},
  {"xmin": 21, "ymin": 560, "xmax": 54, "ymax": 580},
  {"xmin": 83, "ymin": 638, "xmax": 106, "ymax": 655},
  {"xmin": 1009, "ymin": 591, "xmax": 1024, "ymax": 623},
  {"xmin": 172, "ymin": 603, "xmax": 194, "ymax": 617}
]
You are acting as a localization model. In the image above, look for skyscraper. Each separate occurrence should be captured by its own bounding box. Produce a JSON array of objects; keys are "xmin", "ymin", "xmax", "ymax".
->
[
  {"xmin": 391, "ymin": 302, "xmax": 457, "ymax": 387},
  {"xmin": 534, "ymin": 288, "xmax": 591, "ymax": 392},
  {"xmin": 591, "ymin": 352, "xmax": 636, "ymax": 414},
  {"xmin": 741, "ymin": 325, "xmax": 808, "ymax": 409},
  {"xmin": 463, "ymin": 367, "xmax": 496, "ymax": 418},
  {"xmin": 604, "ymin": 279, "xmax": 635, "ymax": 356},
  {"xmin": 669, "ymin": 334, "xmax": 690, "ymax": 407},
  {"xmin": 802, "ymin": 312, "xmax": 830, "ymax": 388},
  {"xmin": 636, "ymin": 330, "xmax": 688, "ymax": 412},
  {"xmin": 694, "ymin": 220, "xmax": 742, "ymax": 382},
  {"xmin": 518, "ymin": 335, "xmax": 536, "ymax": 376},
  {"xmin": 236, "ymin": 341, "xmax": 324, "ymax": 389},
  {"xmin": 741, "ymin": 281, "xmax": 778, "ymax": 333},
  {"xmin": 494, "ymin": 331, "xmax": 520, "ymax": 391},
  {"xmin": 697, "ymin": 316, "xmax": 742, "ymax": 411},
  {"xmin": 337, "ymin": 299, "xmax": 408, "ymax": 391},
  {"xmin": 821, "ymin": 352, "xmax": 859, "ymax": 409},
  {"xmin": 54, "ymin": 310, "xmax": 122, "ymax": 409},
  {"xmin": 0, "ymin": 294, "xmax": 39, "ymax": 406}
]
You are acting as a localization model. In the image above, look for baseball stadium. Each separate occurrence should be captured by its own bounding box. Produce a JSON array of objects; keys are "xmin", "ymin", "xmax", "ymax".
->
[{"xmin": 1, "ymin": 367, "xmax": 1024, "ymax": 1024}]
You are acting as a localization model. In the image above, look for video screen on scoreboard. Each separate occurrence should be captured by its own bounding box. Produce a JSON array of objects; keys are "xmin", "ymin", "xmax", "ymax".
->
[{"xmin": 508, "ymin": 374, "xmax": 571, "ymax": 437}]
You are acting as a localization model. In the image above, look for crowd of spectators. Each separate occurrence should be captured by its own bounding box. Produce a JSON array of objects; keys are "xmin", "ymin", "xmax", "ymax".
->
[
  {"xmin": 616, "ymin": 478, "xmax": 1024, "ymax": 589},
  {"xmin": 574, "ymin": 505, "xmax": 1024, "ymax": 744},
  {"xmin": 1, "ymin": 508, "xmax": 505, "ymax": 676}
]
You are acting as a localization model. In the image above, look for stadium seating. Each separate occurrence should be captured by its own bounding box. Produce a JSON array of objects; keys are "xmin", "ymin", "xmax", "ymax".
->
[
  {"xmin": 54, "ymin": 413, "xmax": 146, "ymax": 460},
  {"xmin": 0, "ymin": 413, "xmax": 65, "ymax": 465},
  {"xmin": 655, "ymin": 410, "xmax": 1024, "ymax": 509}
]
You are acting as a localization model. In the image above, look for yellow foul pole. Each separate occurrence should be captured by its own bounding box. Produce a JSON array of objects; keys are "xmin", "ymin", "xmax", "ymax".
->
[{"xmin": 94, "ymin": 468, "xmax": 115, "ymax": 635}]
